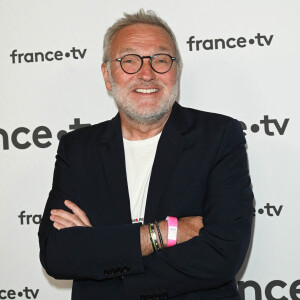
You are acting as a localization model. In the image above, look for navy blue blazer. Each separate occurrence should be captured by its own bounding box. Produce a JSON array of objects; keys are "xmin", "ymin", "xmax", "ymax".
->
[{"xmin": 38, "ymin": 102, "xmax": 253, "ymax": 300}]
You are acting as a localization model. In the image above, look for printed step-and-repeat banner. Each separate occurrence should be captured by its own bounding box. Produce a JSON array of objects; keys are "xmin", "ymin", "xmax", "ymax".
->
[{"xmin": 0, "ymin": 1, "xmax": 299, "ymax": 299}]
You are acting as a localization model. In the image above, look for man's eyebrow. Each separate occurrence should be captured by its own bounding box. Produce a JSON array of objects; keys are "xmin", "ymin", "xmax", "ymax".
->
[
  {"xmin": 118, "ymin": 46, "xmax": 173, "ymax": 56},
  {"xmin": 118, "ymin": 48, "xmax": 137, "ymax": 55},
  {"xmin": 157, "ymin": 46, "xmax": 172, "ymax": 52}
]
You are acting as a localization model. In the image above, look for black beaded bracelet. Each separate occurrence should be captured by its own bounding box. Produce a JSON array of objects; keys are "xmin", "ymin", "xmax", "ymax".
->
[{"xmin": 154, "ymin": 220, "xmax": 164, "ymax": 249}]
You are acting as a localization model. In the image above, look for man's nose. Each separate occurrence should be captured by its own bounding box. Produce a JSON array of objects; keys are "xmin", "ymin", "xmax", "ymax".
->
[{"xmin": 137, "ymin": 59, "xmax": 156, "ymax": 81}]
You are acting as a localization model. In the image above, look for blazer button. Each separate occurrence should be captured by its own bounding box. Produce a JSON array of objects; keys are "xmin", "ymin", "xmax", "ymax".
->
[
  {"xmin": 114, "ymin": 275, "xmax": 124, "ymax": 282},
  {"xmin": 110, "ymin": 268, "xmax": 116, "ymax": 275},
  {"xmin": 123, "ymin": 265, "xmax": 130, "ymax": 273}
]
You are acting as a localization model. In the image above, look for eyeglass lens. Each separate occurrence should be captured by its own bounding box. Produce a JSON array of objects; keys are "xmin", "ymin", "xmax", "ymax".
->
[{"xmin": 121, "ymin": 54, "xmax": 173, "ymax": 74}]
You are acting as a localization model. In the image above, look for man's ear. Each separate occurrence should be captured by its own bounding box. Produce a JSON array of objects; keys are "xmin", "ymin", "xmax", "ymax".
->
[{"xmin": 101, "ymin": 62, "xmax": 112, "ymax": 91}]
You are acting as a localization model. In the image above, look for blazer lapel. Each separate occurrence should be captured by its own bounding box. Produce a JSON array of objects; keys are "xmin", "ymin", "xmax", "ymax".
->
[
  {"xmin": 144, "ymin": 102, "xmax": 186, "ymax": 223},
  {"xmin": 98, "ymin": 114, "xmax": 132, "ymax": 224},
  {"xmin": 97, "ymin": 102, "xmax": 187, "ymax": 225}
]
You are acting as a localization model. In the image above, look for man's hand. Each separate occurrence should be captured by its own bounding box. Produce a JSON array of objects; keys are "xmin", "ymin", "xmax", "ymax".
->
[
  {"xmin": 50, "ymin": 200, "xmax": 92, "ymax": 230},
  {"xmin": 177, "ymin": 216, "xmax": 204, "ymax": 244}
]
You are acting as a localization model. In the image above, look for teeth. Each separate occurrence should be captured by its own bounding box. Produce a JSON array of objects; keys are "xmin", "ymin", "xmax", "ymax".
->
[{"xmin": 135, "ymin": 88, "xmax": 158, "ymax": 94}]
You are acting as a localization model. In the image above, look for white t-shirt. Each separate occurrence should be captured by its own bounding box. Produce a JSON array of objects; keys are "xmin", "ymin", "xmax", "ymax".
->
[{"xmin": 123, "ymin": 133, "xmax": 161, "ymax": 224}]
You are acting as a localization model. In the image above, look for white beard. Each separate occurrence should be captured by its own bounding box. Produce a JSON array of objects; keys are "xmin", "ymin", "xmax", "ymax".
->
[{"xmin": 108, "ymin": 71, "xmax": 179, "ymax": 125}]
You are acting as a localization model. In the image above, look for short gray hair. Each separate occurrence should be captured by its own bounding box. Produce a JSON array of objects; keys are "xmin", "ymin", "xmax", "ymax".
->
[{"xmin": 102, "ymin": 9, "xmax": 182, "ymax": 68}]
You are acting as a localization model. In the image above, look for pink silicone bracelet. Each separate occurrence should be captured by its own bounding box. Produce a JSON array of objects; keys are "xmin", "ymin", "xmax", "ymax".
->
[{"xmin": 166, "ymin": 216, "xmax": 178, "ymax": 247}]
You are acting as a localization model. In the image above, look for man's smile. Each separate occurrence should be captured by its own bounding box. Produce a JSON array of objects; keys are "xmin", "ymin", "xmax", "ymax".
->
[{"xmin": 133, "ymin": 88, "xmax": 159, "ymax": 94}]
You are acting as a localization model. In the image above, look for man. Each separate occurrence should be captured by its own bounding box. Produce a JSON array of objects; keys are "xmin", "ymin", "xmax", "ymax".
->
[{"xmin": 39, "ymin": 9, "xmax": 253, "ymax": 300}]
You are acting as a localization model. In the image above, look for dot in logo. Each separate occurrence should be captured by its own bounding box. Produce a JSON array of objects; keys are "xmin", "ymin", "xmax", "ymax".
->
[
  {"xmin": 65, "ymin": 52, "xmax": 70, "ymax": 58},
  {"xmin": 57, "ymin": 130, "xmax": 67, "ymax": 140},
  {"xmin": 251, "ymin": 124, "xmax": 260, "ymax": 133},
  {"xmin": 258, "ymin": 208, "xmax": 264, "ymax": 214},
  {"xmin": 18, "ymin": 292, "xmax": 23, "ymax": 297},
  {"xmin": 249, "ymin": 39, "xmax": 255, "ymax": 45}
]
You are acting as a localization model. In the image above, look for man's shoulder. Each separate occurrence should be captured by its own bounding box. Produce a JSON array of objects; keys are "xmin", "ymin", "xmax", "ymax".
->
[
  {"xmin": 178, "ymin": 103, "xmax": 238, "ymax": 132},
  {"xmin": 59, "ymin": 118, "xmax": 113, "ymax": 148},
  {"xmin": 177, "ymin": 104, "xmax": 245, "ymax": 150}
]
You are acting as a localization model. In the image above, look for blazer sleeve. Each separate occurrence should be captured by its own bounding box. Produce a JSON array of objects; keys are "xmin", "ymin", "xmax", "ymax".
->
[
  {"xmin": 38, "ymin": 134, "xmax": 145, "ymax": 280},
  {"xmin": 123, "ymin": 118, "xmax": 254, "ymax": 298}
]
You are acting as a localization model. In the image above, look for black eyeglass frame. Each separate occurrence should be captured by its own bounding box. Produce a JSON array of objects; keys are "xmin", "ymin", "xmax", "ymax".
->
[{"xmin": 112, "ymin": 53, "xmax": 176, "ymax": 74}]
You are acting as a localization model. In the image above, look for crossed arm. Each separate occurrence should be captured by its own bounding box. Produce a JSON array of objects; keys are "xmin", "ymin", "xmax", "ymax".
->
[
  {"xmin": 50, "ymin": 200, "xmax": 204, "ymax": 256},
  {"xmin": 40, "ymin": 118, "xmax": 253, "ymax": 298}
]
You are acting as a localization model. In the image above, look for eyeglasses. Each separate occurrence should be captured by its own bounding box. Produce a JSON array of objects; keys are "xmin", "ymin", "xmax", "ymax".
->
[{"xmin": 112, "ymin": 53, "xmax": 176, "ymax": 74}]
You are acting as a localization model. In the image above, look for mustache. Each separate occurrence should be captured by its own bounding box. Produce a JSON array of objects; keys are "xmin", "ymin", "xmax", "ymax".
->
[{"xmin": 127, "ymin": 80, "xmax": 166, "ymax": 90}]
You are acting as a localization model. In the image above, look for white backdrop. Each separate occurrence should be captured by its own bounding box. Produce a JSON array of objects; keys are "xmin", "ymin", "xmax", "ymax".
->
[{"xmin": 0, "ymin": 1, "xmax": 299, "ymax": 299}]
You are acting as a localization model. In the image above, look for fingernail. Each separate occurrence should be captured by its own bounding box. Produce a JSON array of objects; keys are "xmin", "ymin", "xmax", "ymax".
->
[{"xmin": 51, "ymin": 209, "xmax": 56, "ymax": 213}]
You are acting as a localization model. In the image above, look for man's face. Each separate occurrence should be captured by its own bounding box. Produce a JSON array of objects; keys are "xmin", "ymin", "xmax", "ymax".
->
[{"xmin": 102, "ymin": 24, "xmax": 179, "ymax": 124}]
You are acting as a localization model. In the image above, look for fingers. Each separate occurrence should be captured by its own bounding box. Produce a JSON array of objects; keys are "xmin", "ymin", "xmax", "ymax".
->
[
  {"xmin": 50, "ymin": 200, "xmax": 92, "ymax": 230},
  {"xmin": 53, "ymin": 221, "xmax": 66, "ymax": 230},
  {"xmin": 50, "ymin": 210, "xmax": 83, "ymax": 227},
  {"xmin": 64, "ymin": 200, "xmax": 92, "ymax": 226}
]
